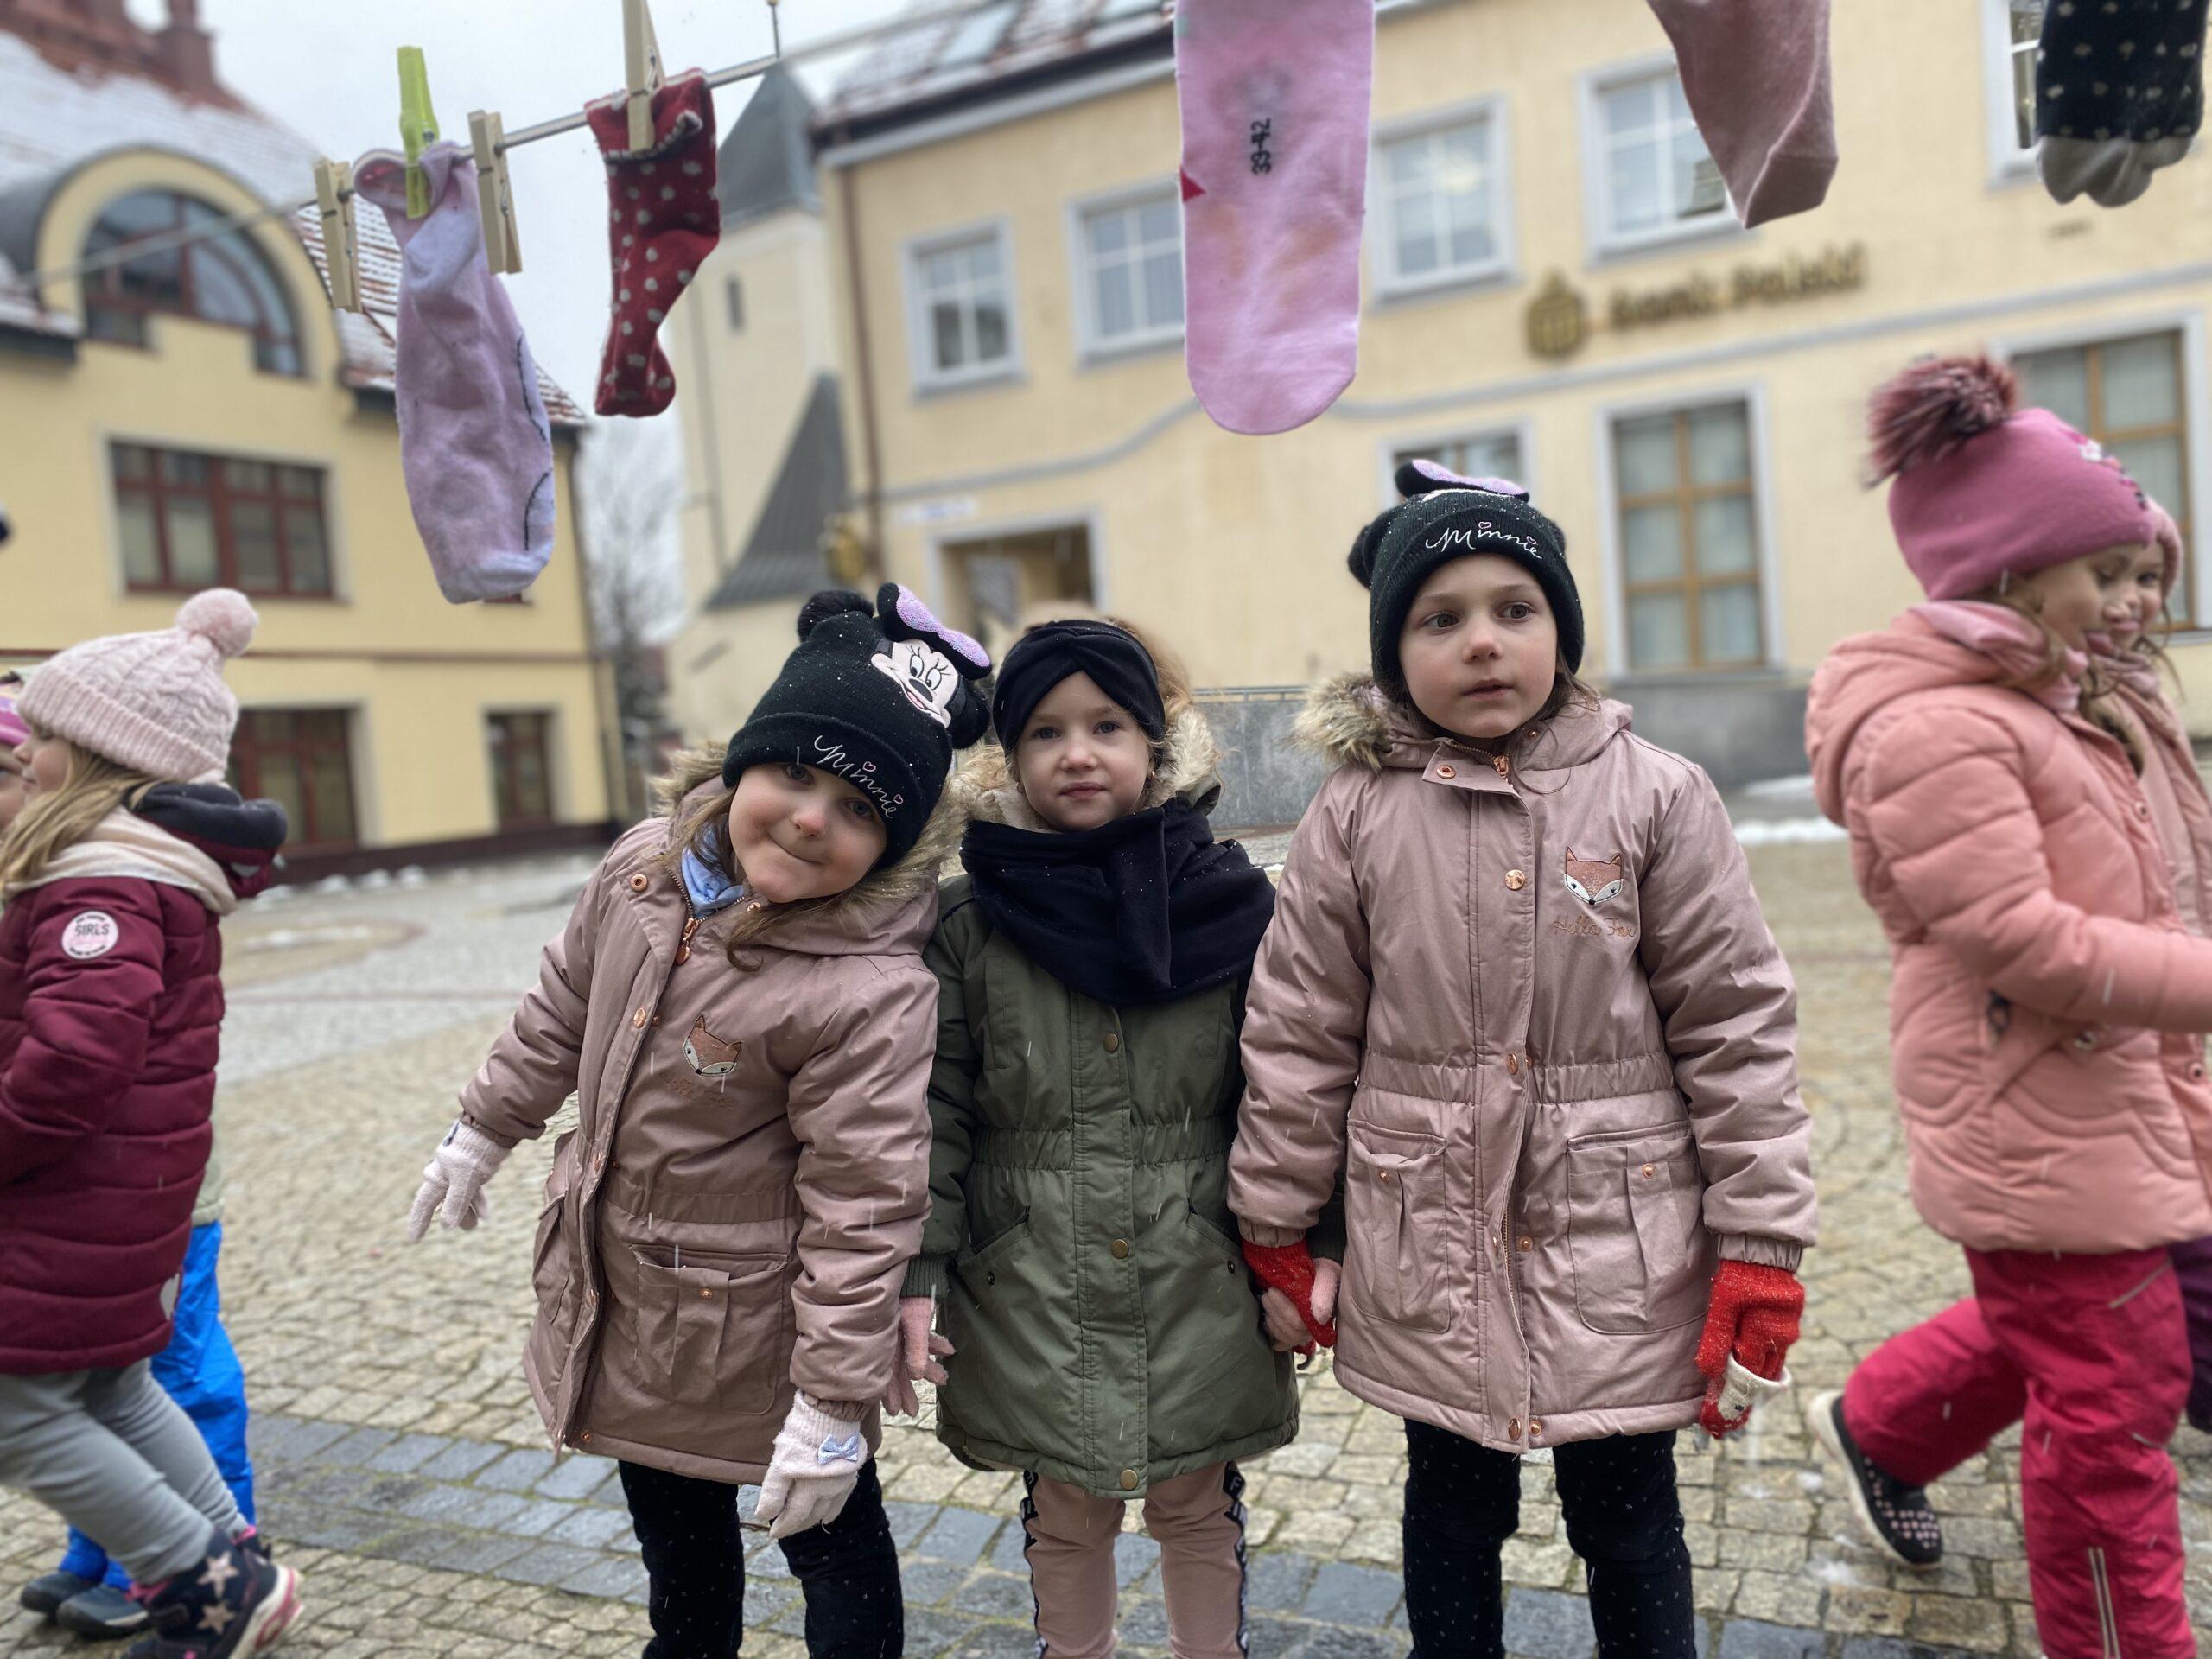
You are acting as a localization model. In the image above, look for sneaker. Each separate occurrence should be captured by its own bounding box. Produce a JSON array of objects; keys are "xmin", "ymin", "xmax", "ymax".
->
[
  {"xmin": 1808, "ymin": 1389, "xmax": 1943, "ymax": 1568},
  {"xmin": 18, "ymin": 1569, "xmax": 99, "ymax": 1618},
  {"xmin": 129, "ymin": 1527, "xmax": 302, "ymax": 1657},
  {"xmin": 56, "ymin": 1580, "xmax": 152, "ymax": 1637}
]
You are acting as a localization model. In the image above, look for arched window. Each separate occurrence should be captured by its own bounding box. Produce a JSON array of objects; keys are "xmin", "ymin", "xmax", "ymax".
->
[{"xmin": 81, "ymin": 190, "xmax": 302, "ymax": 376}]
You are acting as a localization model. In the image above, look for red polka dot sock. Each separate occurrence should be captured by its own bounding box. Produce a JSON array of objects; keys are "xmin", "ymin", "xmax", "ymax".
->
[{"xmin": 585, "ymin": 70, "xmax": 721, "ymax": 417}]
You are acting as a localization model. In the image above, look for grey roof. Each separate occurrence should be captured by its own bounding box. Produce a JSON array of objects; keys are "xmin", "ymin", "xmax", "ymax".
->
[
  {"xmin": 716, "ymin": 64, "xmax": 819, "ymax": 231},
  {"xmin": 707, "ymin": 374, "xmax": 849, "ymax": 611}
]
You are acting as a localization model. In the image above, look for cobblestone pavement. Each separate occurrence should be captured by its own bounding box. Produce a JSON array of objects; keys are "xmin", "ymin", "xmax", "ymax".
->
[{"xmin": 3, "ymin": 841, "xmax": 2211, "ymax": 1656}]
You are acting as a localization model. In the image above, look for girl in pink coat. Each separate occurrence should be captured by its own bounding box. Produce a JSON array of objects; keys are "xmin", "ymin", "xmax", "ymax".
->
[
  {"xmin": 1805, "ymin": 358, "xmax": 2212, "ymax": 1659},
  {"xmin": 1230, "ymin": 460, "xmax": 1818, "ymax": 1659}
]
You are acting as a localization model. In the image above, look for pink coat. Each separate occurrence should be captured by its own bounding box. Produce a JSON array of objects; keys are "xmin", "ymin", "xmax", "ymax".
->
[
  {"xmin": 1807, "ymin": 613, "xmax": 2212, "ymax": 1255},
  {"xmin": 2100, "ymin": 653, "xmax": 2212, "ymax": 939},
  {"xmin": 1230, "ymin": 678, "xmax": 1815, "ymax": 1454}
]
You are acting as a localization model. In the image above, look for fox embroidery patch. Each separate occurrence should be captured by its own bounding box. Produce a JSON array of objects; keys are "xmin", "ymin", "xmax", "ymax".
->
[
  {"xmin": 683, "ymin": 1015, "xmax": 742, "ymax": 1077},
  {"xmin": 1561, "ymin": 849, "xmax": 1627, "ymax": 909}
]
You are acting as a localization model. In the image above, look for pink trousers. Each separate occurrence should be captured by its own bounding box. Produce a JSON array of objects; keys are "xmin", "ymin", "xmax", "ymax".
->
[
  {"xmin": 1843, "ymin": 1247, "xmax": 2193, "ymax": 1659},
  {"xmin": 1019, "ymin": 1464, "xmax": 1249, "ymax": 1659}
]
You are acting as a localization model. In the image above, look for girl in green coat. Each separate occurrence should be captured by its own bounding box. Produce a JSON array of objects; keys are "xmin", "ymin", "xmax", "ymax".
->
[{"xmin": 889, "ymin": 619, "xmax": 1295, "ymax": 1659}]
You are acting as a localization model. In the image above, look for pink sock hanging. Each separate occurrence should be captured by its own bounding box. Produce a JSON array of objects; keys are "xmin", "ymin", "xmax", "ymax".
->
[
  {"xmin": 1176, "ymin": 0, "xmax": 1375, "ymax": 437},
  {"xmin": 585, "ymin": 70, "xmax": 721, "ymax": 417},
  {"xmin": 1646, "ymin": 0, "xmax": 1837, "ymax": 228}
]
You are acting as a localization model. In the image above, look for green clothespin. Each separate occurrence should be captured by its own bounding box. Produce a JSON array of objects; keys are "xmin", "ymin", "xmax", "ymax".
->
[{"xmin": 397, "ymin": 46, "xmax": 440, "ymax": 219}]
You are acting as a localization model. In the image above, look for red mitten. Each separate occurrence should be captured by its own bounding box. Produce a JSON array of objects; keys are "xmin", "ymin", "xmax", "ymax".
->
[
  {"xmin": 1696, "ymin": 1259, "xmax": 1803, "ymax": 1438},
  {"xmin": 1242, "ymin": 1239, "xmax": 1338, "ymax": 1351},
  {"xmin": 585, "ymin": 70, "xmax": 721, "ymax": 417}
]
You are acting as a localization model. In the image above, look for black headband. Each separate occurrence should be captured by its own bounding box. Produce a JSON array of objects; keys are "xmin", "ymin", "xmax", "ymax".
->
[{"xmin": 991, "ymin": 621, "xmax": 1166, "ymax": 749}]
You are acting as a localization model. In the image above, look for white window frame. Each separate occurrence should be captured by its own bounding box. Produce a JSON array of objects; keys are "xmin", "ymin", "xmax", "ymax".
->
[
  {"xmin": 901, "ymin": 219, "xmax": 1023, "ymax": 396},
  {"xmin": 1065, "ymin": 179, "xmax": 1185, "ymax": 364},
  {"xmin": 1993, "ymin": 308, "xmax": 2212, "ymax": 635},
  {"xmin": 1593, "ymin": 381, "xmax": 1784, "ymax": 678},
  {"xmin": 1980, "ymin": 0, "xmax": 2044, "ymax": 184},
  {"xmin": 1578, "ymin": 53, "xmax": 1743, "ymax": 264},
  {"xmin": 1375, "ymin": 420, "xmax": 1537, "ymax": 510},
  {"xmin": 1369, "ymin": 96, "xmax": 1516, "ymax": 302}
]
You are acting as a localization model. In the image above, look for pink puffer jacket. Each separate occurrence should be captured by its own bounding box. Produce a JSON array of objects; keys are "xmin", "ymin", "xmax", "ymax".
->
[
  {"xmin": 2100, "ymin": 652, "xmax": 2212, "ymax": 939},
  {"xmin": 1807, "ymin": 612, "xmax": 2212, "ymax": 1255},
  {"xmin": 1230, "ymin": 679, "xmax": 1816, "ymax": 1455}
]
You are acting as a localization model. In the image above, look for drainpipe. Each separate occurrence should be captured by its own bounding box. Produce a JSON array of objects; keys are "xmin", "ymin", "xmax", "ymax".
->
[
  {"xmin": 685, "ymin": 267, "xmax": 732, "ymax": 580},
  {"xmin": 836, "ymin": 159, "xmax": 887, "ymax": 580}
]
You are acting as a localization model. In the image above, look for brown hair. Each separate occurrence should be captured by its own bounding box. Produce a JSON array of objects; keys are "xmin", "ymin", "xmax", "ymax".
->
[
  {"xmin": 646, "ymin": 744, "xmax": 846, "ymax": 961},
  {"xmin": 0, "ymin": 734, "xmax": 161, "ymax": 893},
  {"xmin": 1002, "ymin": 614, "xmax": 1192, "ymax": 773},
  {"xmin": 1976, "ymin": 587, "xmax": 2147, "ymax": 772}
]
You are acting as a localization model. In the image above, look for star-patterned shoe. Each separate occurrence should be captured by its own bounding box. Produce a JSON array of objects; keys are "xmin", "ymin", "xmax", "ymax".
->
[
  {"xmin": 129, "ymin": 1527, "xmax": 301, "ymax": 1657},
  {"xmin": 1808, "ymin": 1389, "xmax": 1943, "ymax": 1568}
]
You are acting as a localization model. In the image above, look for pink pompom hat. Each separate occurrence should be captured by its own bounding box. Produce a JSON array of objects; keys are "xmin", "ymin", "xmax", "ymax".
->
[
  {"xmin": 0, "ymin": 675, "xmax": 25, "ymax": 754},
  {"xmin": 1869, "ymin": 355, "xmax": 2158, "ymax": 600},
  {"xmin": 16, "ymin": 590, "xmax": 258, "ymax": 782}
]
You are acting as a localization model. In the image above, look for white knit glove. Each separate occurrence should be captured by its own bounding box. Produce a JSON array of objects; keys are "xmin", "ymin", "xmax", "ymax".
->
[
  {"xmin": 755, "ymin": 1395, "xmax": 866, "ymax": 1541},
  {"xmin": 404, "ymin": 1122, "xmax": 512, "ymax": 1242}
]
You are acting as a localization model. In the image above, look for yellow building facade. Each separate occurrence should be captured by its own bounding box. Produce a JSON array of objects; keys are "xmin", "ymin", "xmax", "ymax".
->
[
  {"xmin": 0, "ymin": 5, "xmax": 615, "ymax": 872},
  {"xmin": 677, "ymin": 0, "xmax": 2212, "ymax": 820}
]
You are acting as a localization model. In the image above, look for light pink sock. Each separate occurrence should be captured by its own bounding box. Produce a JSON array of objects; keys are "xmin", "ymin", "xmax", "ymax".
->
[
  {"xmin": 1176, "ymin": 0, "xmax": 1374, "ymax": 437},
  {"xmin": 1646, "ymin": 0, "xmax": 1836, "ymax": 228}
]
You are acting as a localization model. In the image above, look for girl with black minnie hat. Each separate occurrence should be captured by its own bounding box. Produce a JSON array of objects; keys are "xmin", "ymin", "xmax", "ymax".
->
[{"xmin": 887, "ymin": 614, "xmax": 1296, "ymax": 1659}]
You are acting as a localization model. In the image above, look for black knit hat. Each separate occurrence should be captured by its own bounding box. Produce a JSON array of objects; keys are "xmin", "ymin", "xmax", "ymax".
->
[
  {"xmin": 1350, "ymin": 459, "xmax": 1582, "ymax": 682},
  {"xmin": 721, "ymin": 584, "xmax": 992, "ymax": 869}
]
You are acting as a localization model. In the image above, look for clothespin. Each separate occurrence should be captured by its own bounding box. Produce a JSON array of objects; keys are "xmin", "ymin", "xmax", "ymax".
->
[
  {"xmin": 624, "ymin": 0, "xmax": 664, "ymax": 150},
  {"xmin": 397, "ymin": 46, "xmax": 440, "ymax": 219},
  {"xmin": 312, "ymin": 160, "xmax": 361, "ymax": 313},
  {"xmin": 467, "ymin": 111, "xmax": 522, "ymax": 274}
]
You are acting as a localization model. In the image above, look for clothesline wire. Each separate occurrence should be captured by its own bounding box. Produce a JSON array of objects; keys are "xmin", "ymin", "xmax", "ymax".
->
[{"xmin": 0, "ymin": 0, "xmax": 1075, "ymax": 301}]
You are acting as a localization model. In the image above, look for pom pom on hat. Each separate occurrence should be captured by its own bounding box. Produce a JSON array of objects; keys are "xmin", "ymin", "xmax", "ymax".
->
[
  {"xmin": 175, "ymin": 588, "xmax": 259, "ymax": 659},
  {"xmin": 1868, "ymin": 355, "xmax": 2018, "ymax": 483},
  {"xmin": 796, "ymin": 588, "xmax": 874, "ymax": 639}
]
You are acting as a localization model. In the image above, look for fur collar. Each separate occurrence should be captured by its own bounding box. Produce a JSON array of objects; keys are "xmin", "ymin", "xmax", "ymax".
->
[
  {"xmin": 1293, "ymin": 673, "xmax": 1630, "ymax": 773},
  {"xmin": 952, "ymin": 705, "xmax": 1224, "ymax": 832}
]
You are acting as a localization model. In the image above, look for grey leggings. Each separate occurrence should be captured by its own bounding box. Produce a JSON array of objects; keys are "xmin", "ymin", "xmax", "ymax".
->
[{"xmin": 0, "ymin": 1362, "xmax": 242, "ymax": 1586}]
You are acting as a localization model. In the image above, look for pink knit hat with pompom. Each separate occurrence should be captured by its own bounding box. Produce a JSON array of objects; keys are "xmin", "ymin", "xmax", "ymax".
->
[
  {"xmin": 17, "ymin": 590, "xmax": 257, "ymax": 781},
  {"xmin": 1871, "ymin": 355, "xmax": 2158, "ymax": 600}
]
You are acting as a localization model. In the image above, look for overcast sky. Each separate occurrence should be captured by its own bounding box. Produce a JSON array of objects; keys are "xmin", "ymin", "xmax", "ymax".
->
[{"xmin": 159, "ymin": 0, "xmax": 911, "ymax": 413}]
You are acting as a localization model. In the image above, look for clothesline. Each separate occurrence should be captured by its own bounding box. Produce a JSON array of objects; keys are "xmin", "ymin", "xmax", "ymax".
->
[{"xmin": 0, "ymin": 0, "xmax": 1060, "ymax": 302}]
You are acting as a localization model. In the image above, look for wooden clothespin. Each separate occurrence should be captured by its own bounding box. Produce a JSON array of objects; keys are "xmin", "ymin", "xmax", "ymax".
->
[
  {"xmin": 312, "ymin": 160, "xmax": 361, "ymax": 312},
  {"xmin": 624, "ymin": 0, "xmax": 664, "ymax": 150},
  {"xmin": 468, "ymin": 111, "xmax": 522, "ymax": 274},
  {"xmin": 397, "ymin": 46, "xmax": 441, "ymax": 219}
]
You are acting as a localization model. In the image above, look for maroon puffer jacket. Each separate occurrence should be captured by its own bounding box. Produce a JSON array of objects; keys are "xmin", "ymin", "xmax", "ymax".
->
[{"xmin": 0, "ymin": 791, "xmax": 283, "ymax": 1374}]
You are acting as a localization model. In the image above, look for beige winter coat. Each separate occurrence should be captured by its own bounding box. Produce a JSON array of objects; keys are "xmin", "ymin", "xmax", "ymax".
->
[
  {"xmin": 1230, "ymin": 679, "xmax": 1816, "ymax": 1453},
  {"xmin": 459, "ymin": 772, "xmax": 952, "ymax": 1484}
]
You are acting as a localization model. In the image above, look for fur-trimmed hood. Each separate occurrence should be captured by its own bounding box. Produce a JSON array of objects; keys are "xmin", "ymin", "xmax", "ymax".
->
[
  {"xmin": 1293, "ymin": 673, "xmax": 1630, "ymax": 775},
  {"xmin": 950, "ymin": 705, "xmax": 1224, "ymax": 831}
]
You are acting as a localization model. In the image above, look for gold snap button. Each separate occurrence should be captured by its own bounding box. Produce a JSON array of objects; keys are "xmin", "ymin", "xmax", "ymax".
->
[
  {"xmin": 1528, "ymin": 1419, "xmax": 1542, "ymax": 1440},
  {"xmin": 1104, "ymin": 1031, "xmax": 1122, "ymax": 1053},
  {"xmin": 1111, "ymin": 1239, "xmax": 1130, "ymax": 1260},
  {"xmin": 1379, "ymin": 1170, "xmax": 1395, "ymax": 1184},
  {"xmin": 632, "ymin": 1007, "xmax": 648, "ymax": 1029},
  {"xmin": 1504, "ymin": 870, "xmax": 1527, "ymax": 891},
  {"xmin": 629, "ymin": 874, "xmax": 648, "ymax": 892},
  {"xmin": 1642, "ymin": 1164, "xmax": 1656, "ymax": 1178},
  {"xmin": 1437, "ymin": 764, "xmax": 1457, "ymax": 780},
  {"xmin": 1508, "ymin": 1419, "xmax": 1522, "ymax": 1440},
  {"xmin": 700, "ymin": 1287, "xmax": 712, "ymax": 1297},
  {"xmin": 1120, "ymin": 1470, "xmax": 1139, "ymax": 1491},
  {"xmin": 1517, "ymin": 1236, "xmax": 1532, "ymax": 1252}
]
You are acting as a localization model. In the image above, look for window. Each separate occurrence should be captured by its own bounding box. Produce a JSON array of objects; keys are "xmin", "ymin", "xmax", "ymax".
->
[
  {"xmin": 228, "ymin": 709, "xmax": 358, "ymax": 851},
  {"xmin": 83, "ymin": 191, "xmax": 302, "ymax": 375},
  {"xmin": 1376, "ymin": 110, "xmax": 1509, "ymax": 293},
  {"xmin": 1589, "ymin": 67, "xmax": 1728, "ymax": 252},
  {"xmin": 908, "ymin": 226, "xmax": 1016, "ymax": 389},
  {"xmin": 2016, "ymin": 331, "xmax": 2196, "ymax": 623},
  {"xmin": 940, "ymin": 524, "xmax": 1096, "ymax": 660},
  {"xmin": 112, "ymin": 443, "xmax": 333, "ymax": 598},
  {"xmin": 1984, "ymin": 0, "xmax": 2045, "ymax": 168},
  {"xmin": 1611, "ymin": 402, "xmax": 1765, "ymax": 671},
  {"xmin": 1076, "ymin": 188, "xmax": 1183, "ymax": 354},
  {"xmin": 727, "ymin": 276, "xmax": 746, "ymax": 332},
  {"xmin": 1393, "ymin": 431, "xmax": 1525, "ymax": 490},
  {"xmin": 487, "ymin": 712, "xmax": 556, "ymax": 829}
]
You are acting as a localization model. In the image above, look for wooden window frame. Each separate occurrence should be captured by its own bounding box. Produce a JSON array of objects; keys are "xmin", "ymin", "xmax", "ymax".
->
[
  {"xmin": 229, "ymin": 709, "xmax": 359, "ymax": 852},
  {"xmin": 112, "ymin": 442, "xmax": 334, "ymax": 599},
  {"xmin": 487, "ymin": 711, "xmax": 557, "ymax": 830},
  {"xmin": 83, "ymin": 192, "xmax": 303, "ymax": 377},
  {"xmin": 1614, "ymin": 404, "xmax": 1765, "ymax": 672}
]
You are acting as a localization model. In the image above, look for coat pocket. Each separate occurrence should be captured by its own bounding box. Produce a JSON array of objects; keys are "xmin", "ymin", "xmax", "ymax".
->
[
  {"xmin": 953, "ymin": 1213, "xmax": 1033, "ymax": 1290},
  {"xmin": 1344, "ymin": 1122, "xmax": 1450, "ymax": 1333},
  {"xmin": 1565, "ymin": 1124, "xmax": 1711, "ymax": 1336},
  {"xmin": 632, "ymin": 1249, "xmax": 791, "ymax": 1416},
  {"xmin": 531, "ymin": 1134, "xmax": 580, "ymax": 1379}
]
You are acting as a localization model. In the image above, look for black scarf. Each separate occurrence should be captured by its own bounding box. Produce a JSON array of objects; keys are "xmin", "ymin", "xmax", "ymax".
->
[{"xmin": 962, "ymin": 797, "xmax": 1276, "ymax": 1007}]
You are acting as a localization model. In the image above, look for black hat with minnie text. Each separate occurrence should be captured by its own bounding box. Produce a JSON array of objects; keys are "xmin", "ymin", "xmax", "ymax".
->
[
  {"xmin": 1349, "ymin": 458, "xmax": 1583, "ymax": 683},
  {"xmin": 721, "ymin": 584, "xmax": 992, "ymax": 868}
]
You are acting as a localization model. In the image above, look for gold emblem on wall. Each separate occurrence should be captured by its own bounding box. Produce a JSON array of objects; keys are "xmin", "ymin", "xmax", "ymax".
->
[{"xmin": 1525, "ymin": 273, "xmax": 1589, "ymax": 361}]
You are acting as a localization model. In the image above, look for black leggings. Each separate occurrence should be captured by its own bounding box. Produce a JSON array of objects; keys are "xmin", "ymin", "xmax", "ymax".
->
[
  {"xmin": 617, "ymin": 1458, "xmax": 901, "ymax": 1659},
  {"xmin": 1401, "ymin": 1422, "xmax": 1694, "ymax": 1659}
]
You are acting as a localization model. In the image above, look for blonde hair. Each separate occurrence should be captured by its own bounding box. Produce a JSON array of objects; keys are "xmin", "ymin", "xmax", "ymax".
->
[
  {"xmin": 1978, "ymin": 586, "xmax": 2146, "ymax": 772},
  {"xmin": 0, "ymin": 735, "xmax": 161, "ymax": 892}
]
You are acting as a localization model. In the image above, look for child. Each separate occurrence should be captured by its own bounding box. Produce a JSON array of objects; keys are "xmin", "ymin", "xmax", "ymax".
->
[
  {"xmin": 1803, "ymin": 357, "xmax": 2212, "ymax": 1659},
  {"xmin": 405, "ymin": 586, "xmax": 989, "ymax": 1659},
  {"xmin": 1228, "ymin": 461, "xmax": 1818, "ymax": 1659},
  {"xmin": 890, "ymin": 617, "xmax": 1293, "ymax": 1659},
  {"xmin": 0, "ymin": 591, "xmax": 300, "ymax": 1659}
]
